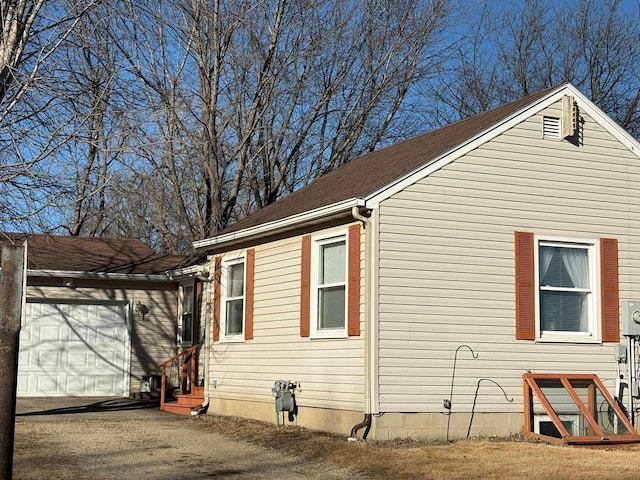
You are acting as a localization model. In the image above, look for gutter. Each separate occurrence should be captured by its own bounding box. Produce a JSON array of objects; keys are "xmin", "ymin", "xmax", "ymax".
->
[
  {"xmin": 193, "ymin": 198, "xmax": 365, "ymax": 250},
  {"xmin": 25, "ymin": 269, "xmax": 175, "ymax": 282},
  {"xmin": 166, "ymin": 264, "xmax": 209, "ymax": 282}
]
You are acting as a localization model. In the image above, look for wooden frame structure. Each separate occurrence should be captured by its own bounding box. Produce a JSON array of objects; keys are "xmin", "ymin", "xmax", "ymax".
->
[{"xmin": 523, "ymin": 373, "xmax": 640, "ymax": 447}]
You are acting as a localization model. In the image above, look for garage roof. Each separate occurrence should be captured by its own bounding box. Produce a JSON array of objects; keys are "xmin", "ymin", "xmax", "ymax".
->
[{"xmin": 0, "ymin": 233, "xmax": 184, "ymax": 275}]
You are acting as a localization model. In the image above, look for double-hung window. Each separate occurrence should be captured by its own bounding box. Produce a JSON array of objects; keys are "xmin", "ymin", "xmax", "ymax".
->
[
  {"xmin": 312, "ymin": 233, "xmax": 347, "ymax": 336},
  {"xmin": 221, "ymin": 257, "xmax": 245, "ymax": 341},
  {"xmin": 213, "ymin": 250, "xmax": 255, "ymax": 342},
  {"xmin": 538, "ymin": 240, "xmax": 595, "ymax": 339},
  {"xmin": 515, "ymin": 232, "xmax": 620, "ymax": 343},
  {"xmin": 300, "ymin": 225, "xmax": 361, "ymax": 339},
  {"xmin": 178, "ymin": 282, "xmax": 195, "ymax": 345}
]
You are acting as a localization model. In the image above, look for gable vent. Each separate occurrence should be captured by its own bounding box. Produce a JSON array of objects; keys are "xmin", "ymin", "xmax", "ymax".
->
[{"xmin": 543, "ymin": 116, "xmax": 561, "ymax": 139}]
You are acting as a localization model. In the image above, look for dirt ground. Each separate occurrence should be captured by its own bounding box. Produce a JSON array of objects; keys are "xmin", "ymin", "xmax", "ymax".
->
[
  {"xmin": 12, "ymin": 397, "xmax": 370, "ymax": 480},
  {"xmin": 12, "ymin": 397, "xmax": 640, "ymax": 480}
]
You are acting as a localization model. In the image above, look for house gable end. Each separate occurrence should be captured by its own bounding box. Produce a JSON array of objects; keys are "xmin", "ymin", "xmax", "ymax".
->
[{"xmin": 366, "ymin": 84, "xmax": 640, "ymax": 206}]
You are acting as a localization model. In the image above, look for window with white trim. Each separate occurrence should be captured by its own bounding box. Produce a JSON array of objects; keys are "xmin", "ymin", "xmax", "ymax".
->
[
  {"xmin": 178, "ymin": 282, "xmax": 195, "ymax": 345},
  {"xmin": 311, "ymin": 232, "xmax": 347, "ymax": 338},
  {"xmin": 220, "ymin": 256, "xmax": 245, "ymax": 341},
  {"xmin": 536, "ymin": 238, "xmax": 597, "ymax": 341}
]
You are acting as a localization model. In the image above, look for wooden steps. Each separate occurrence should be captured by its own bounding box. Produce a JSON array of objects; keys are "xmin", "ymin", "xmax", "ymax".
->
[{"xmin": 161, "ymin": 386, "xmax": 205, "ymax": 416}]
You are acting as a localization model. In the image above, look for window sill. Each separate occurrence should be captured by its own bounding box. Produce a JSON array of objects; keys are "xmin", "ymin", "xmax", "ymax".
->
[
  {"xmin": 310, "ymin": 329, "xmax": 348, "ymax": 340},
  {"xmin": 536, "ymin": 334, "xmax": 600, "ymax": 344},
  {"xmin": 219, "ymin": 336, "xmax": 245, "ymax": 344}
]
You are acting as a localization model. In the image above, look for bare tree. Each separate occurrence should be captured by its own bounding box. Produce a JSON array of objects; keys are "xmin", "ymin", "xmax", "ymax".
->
[
  {"xmin": 14, "ymin": 0, "xmax": 640, "ymax": 255},
  {"xmin": 0, "ymin": 0, "xmax": 46, "ymax": 111},
  {"xmin": 103, "ymin": 0, "xmax": 452, "ymax": 252},
  {"xmin": 0, "ymin": 0, "xmax": 98, "ymax": 228},
  {"xmin": 559, "ymin": 0, "xmax": 640, "ymax": 136},
  {"xmin": 428, "ymin": 0, "xmax": 640, "ymax": 138},
  {"xmin": 50, "ymin": 2, "xmax": 135, "ymax": 237}
]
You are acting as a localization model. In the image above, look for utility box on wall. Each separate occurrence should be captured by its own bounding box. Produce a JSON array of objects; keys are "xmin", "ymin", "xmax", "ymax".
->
[
  {"xmin": 622, "ymin": 301, "xmax": 640, "ymax": 336},
  {"xmin": 271, "ymin": 380, "xmax": 298, "ymax": 424}
]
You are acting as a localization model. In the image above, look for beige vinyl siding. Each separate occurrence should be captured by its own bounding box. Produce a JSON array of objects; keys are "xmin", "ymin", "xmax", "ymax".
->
[
  {"xmin": 208, "ymin": 225, "xmax": 365, "ymax": 411},
  {"xmin": 377, "ymin": 100, "xmax": 640, "ymax": 413},
  {"xmin": 27, "ymin": 281, "xmax": 177, "ymax": 390}
]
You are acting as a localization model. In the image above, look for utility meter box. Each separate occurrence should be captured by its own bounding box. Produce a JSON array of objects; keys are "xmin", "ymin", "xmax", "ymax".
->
[
  {"xmin": 272, "ymin": 380, "xmax": 296, "ymax": 413},
  {"xmin": 622, "ymin": 301, "xmax": 640, "ymax": 336}
]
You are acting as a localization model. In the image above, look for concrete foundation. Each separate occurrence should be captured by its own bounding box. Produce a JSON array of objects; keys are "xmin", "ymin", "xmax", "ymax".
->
[
  {"xmin": 208, "ymin": 396, "xmax": 524, "ymax": 441},
  {"xmin": 371, "ymin": 411, "xmax": 523, "ymax": 441},
  {"xmin": 209, "ymin": 397, "xmax": 364, "ymax": 437}
]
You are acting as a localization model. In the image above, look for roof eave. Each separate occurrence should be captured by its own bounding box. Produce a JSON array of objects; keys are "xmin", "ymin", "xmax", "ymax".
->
[
  {"xmin": 26, "ymin": 269, "xmax": 174, "ymax": 282},
  {"xmin": 193, "ymin": 198, "xmax": 365, "ymax": 250}
]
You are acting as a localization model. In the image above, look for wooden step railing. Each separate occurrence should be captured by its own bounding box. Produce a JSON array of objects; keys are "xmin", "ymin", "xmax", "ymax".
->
[{"xmin": 157, "ymin": 344, "xmax": 199, "ymax": 411}]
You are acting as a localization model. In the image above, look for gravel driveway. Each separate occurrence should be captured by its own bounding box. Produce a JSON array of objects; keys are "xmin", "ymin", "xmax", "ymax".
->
[{"xmin": 13, "ymin": 397, "xmax": 370, "ymax": 480}]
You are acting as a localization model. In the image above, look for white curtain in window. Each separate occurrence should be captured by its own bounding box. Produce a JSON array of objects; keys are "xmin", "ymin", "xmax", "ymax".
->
[
  {"xmin": 561, "ymin": 248, "xmax": 589, "ymax": 289},
  {"xmin": 561, "ymin": 248, "xmax": 589, "ymax": 332},
  {"xmin": 539, "ymin": 246, "xmax": 589, "ymax": 333},
  {"xmin": 539, "ymin": 247, "xmax": 554, "ymax": 284}
]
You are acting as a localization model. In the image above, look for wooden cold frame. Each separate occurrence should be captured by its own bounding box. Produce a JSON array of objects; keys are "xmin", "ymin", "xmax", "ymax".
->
[{"xmin": 523, "ymin": 373, "xmax": 640, "ymax": 447}]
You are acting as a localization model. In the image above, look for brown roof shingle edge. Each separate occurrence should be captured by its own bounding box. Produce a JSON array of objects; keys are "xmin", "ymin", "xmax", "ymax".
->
[
  {"xmin": 0, "ymin": 233, "xmax": 185, "ymax": 276},
  {"xmin": 209, "ymin": 84, "xmax": 563, "ymax": 241}
]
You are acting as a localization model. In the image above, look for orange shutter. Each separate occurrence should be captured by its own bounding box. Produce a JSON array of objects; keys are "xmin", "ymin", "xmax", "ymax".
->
[
  {"xmin": 213, "ymin": 256, "xmax": 221, "ymax": 342},
  {"xmin": 348, "ymin": 224, "xmax": 361, "ymax": 336},
  {"xmin": 245, "ymin": 249, "xmax": 255, "ymax": 340},
  {"xmin": 600, "ymin": 238, "xmax": 620, "ymax": 342},
  {"xmin": 515, "ymin": 232, "xmax": 535, "ymax": 340},
  {"xmin": 300, "ymin": 235, "xmax": 311, "ymax": 337}
]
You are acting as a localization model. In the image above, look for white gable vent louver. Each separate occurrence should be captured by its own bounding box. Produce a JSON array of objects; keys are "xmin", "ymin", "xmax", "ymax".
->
[{"xmin": 543, "ymin": 116, "xmax": 561, "ymax": 139}]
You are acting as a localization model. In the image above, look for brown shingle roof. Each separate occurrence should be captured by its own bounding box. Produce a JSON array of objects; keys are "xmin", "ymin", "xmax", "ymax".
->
[
  {"xmin": 214, "ymin": 84, "xmax": 561, "ymax": 238},
  {"xmin": 0, "ymin": 233, "xmax": 184, "ymax": 275}
]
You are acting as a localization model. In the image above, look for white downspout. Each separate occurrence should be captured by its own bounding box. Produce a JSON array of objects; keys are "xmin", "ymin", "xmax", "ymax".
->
[
  {"xmin": 201, "ymin": 260, "xmax": 213, "ymax": 410},
  {"xmin": 350, "ymin": 205, "xmax": 375, "ymax": 439}
]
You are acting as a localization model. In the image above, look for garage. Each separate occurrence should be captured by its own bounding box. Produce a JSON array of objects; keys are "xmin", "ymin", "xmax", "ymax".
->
[{"xmin": 18, "ymin": 301, "xmax": 130, "ymax": 397}]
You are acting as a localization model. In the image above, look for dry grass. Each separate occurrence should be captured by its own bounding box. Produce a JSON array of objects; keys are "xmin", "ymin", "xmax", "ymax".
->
[{"xmin": 199, "ymin": 414, "xmax": 640, "ymax": 480}]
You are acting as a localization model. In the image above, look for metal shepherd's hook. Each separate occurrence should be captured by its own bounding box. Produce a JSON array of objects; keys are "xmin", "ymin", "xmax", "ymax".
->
[
  {"xmin": 466, "ymin": 378, "xmax": 514, "ymax": 438},
  {"xmin": 444, "ymin": 345, "xmax": 478, "ymax": 443}
]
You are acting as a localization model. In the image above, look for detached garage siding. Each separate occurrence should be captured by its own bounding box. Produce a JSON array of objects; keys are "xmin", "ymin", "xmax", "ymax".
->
[
  {"xmin": 20, "ymin": 281, "xmax": 178, "ymax": 397},
  {"xmin": 18, "ymin": 300, "xmax": 130, "ymax": 397}
]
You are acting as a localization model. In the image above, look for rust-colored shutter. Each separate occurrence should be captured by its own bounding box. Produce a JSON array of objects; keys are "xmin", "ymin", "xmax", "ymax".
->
[
  {"xmin": 600, "ymin": 238, "xmax": 620, "ymax": 342},
  {"xmin": 300, "ymin": 235, "xmax": 311, "ymax": 337},
  {"xmin": 348, "ymin": 224, "xmax": 361, "ymax": 336},
  {"xmin": 515, "ymin": 231, "xmax": 535, "ymax": 340},
  {"xmin": 213, "ymin": 256, "xmax": 221, "ymax": 342},
  {"xmin": 245, "ymin": 249, "xmax": 255, "ymax": 340}
]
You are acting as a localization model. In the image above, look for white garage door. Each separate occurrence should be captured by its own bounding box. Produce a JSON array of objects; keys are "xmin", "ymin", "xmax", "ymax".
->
[{"xmin": 18, "ymin": 301, "xmax": 130, "ymax": 397}]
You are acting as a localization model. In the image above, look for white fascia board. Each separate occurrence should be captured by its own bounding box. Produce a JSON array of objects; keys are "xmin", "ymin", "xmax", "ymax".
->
[
  {"xmin": 193, "ymin": 198, "xmax": 365, "ymax": 249},
  {"xmin": 26, "ymin": 269, "xmax": 173, "ymax": 282},
  {"xmin": 366, "ymin": 83, "xmax": 639, "ymax": 205}
]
